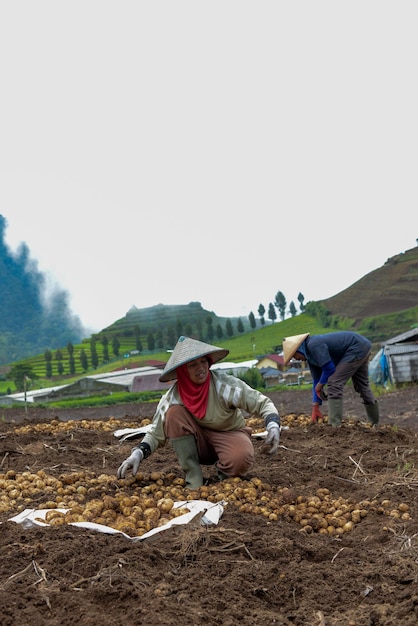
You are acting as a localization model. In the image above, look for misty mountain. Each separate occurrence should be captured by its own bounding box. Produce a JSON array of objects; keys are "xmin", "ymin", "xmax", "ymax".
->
[{"xmin": 0, "ymin": 215, "xmax": 85, "ymax": 364}]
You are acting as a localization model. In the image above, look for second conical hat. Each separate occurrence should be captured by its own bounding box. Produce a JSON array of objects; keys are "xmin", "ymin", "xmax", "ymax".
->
[
  {"xmin": 159, "ymin": 336, "xmax": 229, "ymax": 382},
  {"xmin": 282, "ymin": 333, "xmax": 310, "ymax": 364}
]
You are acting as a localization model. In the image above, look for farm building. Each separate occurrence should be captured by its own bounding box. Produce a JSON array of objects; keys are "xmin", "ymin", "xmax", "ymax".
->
[
  {"xmin": 254, "ymin": 353, "xmax": 315, "ymax": 386},
  {"xmin": 255, "ymin": 354, "xmax": 285, "ymax": 372},
  {"xmin": 0, "ymin": 359, "xmax": 259, "ymax": 405},
  {"xmin": 258, "ymin": 367, "xmax": 285, "ymax": 387},
  {"xmin": 369, "ymin": 328, "xmax": 418, "ymax": 385},
  {"xmin": 0, "ymin": 366, "xmax": 170, "ymax": 405},
  {"xmin": 211, "ymin": 359, "xmax": 258, "ymax": 376}
]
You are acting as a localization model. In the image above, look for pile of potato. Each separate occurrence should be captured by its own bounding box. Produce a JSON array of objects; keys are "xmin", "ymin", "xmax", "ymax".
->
[
  {"xmin": 12, "ymin": 412, "xmax": 373, "ymax": 438},
  {"xmin": 247, "ymin": 414, "xmax": 316, "ymax": 430},
  {"xmin": 0, "ymin": 414, "xmax": 409, "ymax": 536},
  {"xmin": 39, "ymin": 495, "xmax": 191, "ymax": 537},
  {"xmin": 13, "ymin": 417, "xmax": 151, "ymax": 435},
  {"xmin": 12, "ymin": 413, "xmax": 318, "ymax": 437},
  {"xmin": 0, "ymin": 467, "xmax": 410, "ymax": 537}
]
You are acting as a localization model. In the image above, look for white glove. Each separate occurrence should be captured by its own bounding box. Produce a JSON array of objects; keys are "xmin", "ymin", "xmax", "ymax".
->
[
  {"xmin": 117, "ymin": 448, "xmax": 144, "ymax": 479},
  {"xmin": 263, "ymin": 422, "xmax": 280, "ymax": 455}
]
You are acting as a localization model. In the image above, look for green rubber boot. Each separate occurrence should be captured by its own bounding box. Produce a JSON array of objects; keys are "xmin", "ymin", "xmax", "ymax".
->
[
  {"xmin": 170, "ymin": 435, "xmax": 204, "ymax": 489},
  {"xmin": 365, "ymin": 401, "xmax": 379, "ymax": 426},
  {"xmin": 216, "ymin": 468, "xmax": 229, "ymax": 482},
  {"xmin": 328, "ymin": 398, "xmax": 343, "ymax": 427}
]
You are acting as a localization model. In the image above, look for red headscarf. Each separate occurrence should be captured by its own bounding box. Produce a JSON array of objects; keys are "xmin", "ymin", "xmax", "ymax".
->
[{"xmin": 176, "ymin": 358, "xmax": 212, "ymax": 419}]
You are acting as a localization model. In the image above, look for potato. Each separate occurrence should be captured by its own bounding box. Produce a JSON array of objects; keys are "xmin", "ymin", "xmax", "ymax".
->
[
  {"xmin": 157, "ymin": 498, "xmax": 174, "ymax": 513},
  {"xmin": 45, "ymin": 510, "xmax": 65, "ymax": 522},
  {"xmin": 143, "ymin": 507, "xmax": 160, "ymax": 522}
]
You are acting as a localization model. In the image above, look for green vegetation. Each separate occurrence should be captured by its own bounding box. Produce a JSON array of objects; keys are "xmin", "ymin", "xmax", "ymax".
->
[
  {"xmin": 2, "ymin": 311, "xmax": 327, "ymax": 391},
  {"xmin": 357, "ymin": 306, "xmax": 418, "ymax": 343},
  {"xmin": 2, "ymin": 298, "xmax": 417, "ymax": 399},
  {"xmin": 37, "ymin": 390, "xmax": 164, "ymax": 409}
]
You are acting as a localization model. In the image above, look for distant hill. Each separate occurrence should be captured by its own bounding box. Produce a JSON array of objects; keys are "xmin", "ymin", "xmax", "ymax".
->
[
  {"xmin": 100, "ymin": 301, "xmax": 249, "ymax": 337},
  {"xmin": 100, "ymin": 247, "xmax": 418, "ymax": 345},
  {"xmin": 94, "ymin": 302, "xmax": 250, "ymax": 348},
  {"xmin": 322, "ymin": 246, "xmax": 418, "ymax": 322}
]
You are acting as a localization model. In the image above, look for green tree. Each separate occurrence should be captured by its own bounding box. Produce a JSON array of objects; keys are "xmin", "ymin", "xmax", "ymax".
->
[
  {"xmin": 55, "ymin": 348, "xmax": 64, "ymax": 375},
  {"xmin": 237, "ymin": 318, "xmax": 244, "ymax": 333},
  {"xmin": 80, "ymin": 348, "xmax": 89, "ymax": 371},
  {"xmin": 297, "ymin": 292, "xmax": 305, "ymax": 312},
  {"xmin": 90, "ymin": 338, "xmax": 99, "ymax": 369},
  {"xmin": 185, "ymin": 323, "xmax": 193, "ymax": 337},
  {"xmin": 305, "ymin": 302, "xmax": 331, "ymax": 327},
  {"xmin": 258, "ymin": 304, "xmax": 266, "ymax": 326},
  {"xmin": 225, "ymin": 319, "xmax": 233, "ymax": 337},
  {"xmin": 134, "ymin": 325, "xmax": 141, "ymax": 351},
  {"xmin": 289, "ymin": 301, "xmax": 297, "ymax": 317},
  {"xmin": 216, "ymin": 324, "xmax": 223, "ymax": 339},
  {"xmin": 268, "ymin": 302, "xmax": 277, "ymax": 323},
  {"xmin": 112, "ymin": 336, "xmax": 120, "ymax": 357},
  {"xmin": 101, "ymin": 335, "xmax": 109, "ymax": 363},
  {"xmin": 274, "ymin": 291, "xmax": 286, "ymax": 321},
  {"xmin": 69, "ymin": 354, "xmax": 76, "ymax": 375},
  {"xmin": 239, "ymin": 367, "xmax": 265, "ymax": 389},
  {"xmin": 67, "ymin": 342, "xmax": 76, "ymax": 375},
  {"xmin": 6, "ymin": 364, "xmax": 36, "ymax": 392},
  {"xmin": 44, "ymin": 349, "xmax": 53, "ymax": 378},
  {"xmin": 248, "ymin": 311, "xmax": 256, "ymax": 330}
]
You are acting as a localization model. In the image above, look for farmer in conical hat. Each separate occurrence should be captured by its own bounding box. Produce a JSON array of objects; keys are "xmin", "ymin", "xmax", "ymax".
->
[
  {"xmin": 117, "ymin": 336, "xmax": 281, "ymax": 488},
  {"xmin": 282, "ymin": 331, "xmax": 379, "ymax": 427}
]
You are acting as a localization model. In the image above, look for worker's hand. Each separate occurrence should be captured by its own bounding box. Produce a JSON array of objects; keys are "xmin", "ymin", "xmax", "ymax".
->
[
  {"xmin": 319, "ymin": 388, "xmax": 328, "ymax": 401},
  {"xmin": 311, "ymin": 404, "xmax": 323, "ymax": 424},
  {"xmin": 315, "ymin": 383, "xmax": 328, "ymax": 401},
  {"xmin": 263, "ymin": 422, "xmax": 280, "ymax": 455},
  {"xmin": 117, "ymin": 448, "xmax": 144, "ymax": 479}
]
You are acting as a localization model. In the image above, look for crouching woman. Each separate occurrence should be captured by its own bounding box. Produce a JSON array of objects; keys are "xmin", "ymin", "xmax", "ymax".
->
[{"xmin": 117, "ymin": 336, "xmax": 281, "ymax": 488}]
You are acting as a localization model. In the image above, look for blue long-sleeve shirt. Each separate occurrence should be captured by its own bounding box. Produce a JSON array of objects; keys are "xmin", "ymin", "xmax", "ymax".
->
[{"xmin": 301, "ymin": 332, "xmax": 372, "ymax": 404}]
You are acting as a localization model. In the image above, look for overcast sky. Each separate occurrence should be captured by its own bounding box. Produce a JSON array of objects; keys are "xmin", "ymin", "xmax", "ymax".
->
[{"xmin": 1, "ymin": 2, "xmax": 417, "ymax": 333}]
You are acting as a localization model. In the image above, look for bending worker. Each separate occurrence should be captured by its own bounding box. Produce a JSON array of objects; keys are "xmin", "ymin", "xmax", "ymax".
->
[
  {"xmin": 117, "ymin": 336, "xmax": 281, "ymax": 488},
  {"xmin": 282, "ymin": 331, "xmax": 379, "ymax": 427}
]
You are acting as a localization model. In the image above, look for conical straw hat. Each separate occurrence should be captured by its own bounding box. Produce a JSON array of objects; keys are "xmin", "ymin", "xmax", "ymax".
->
[
  {"xmin": 159, "ymin": 336, "xmax": 229, "ymax": 382},
  {"xmin": 282, "ymin": 333, "xmax": 310, "ymax": 364}
]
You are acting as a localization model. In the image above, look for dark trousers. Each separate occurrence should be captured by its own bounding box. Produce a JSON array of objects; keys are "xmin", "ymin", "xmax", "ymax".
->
[{"xmin": 327, "ymin": 352, "xmax": 375, "ymax": 405}]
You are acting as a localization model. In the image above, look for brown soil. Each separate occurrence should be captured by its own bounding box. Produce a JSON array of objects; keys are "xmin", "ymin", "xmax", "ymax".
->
[{"xmin": 1, "ymin": 385, "xmax": 418, "ymax": 626}]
